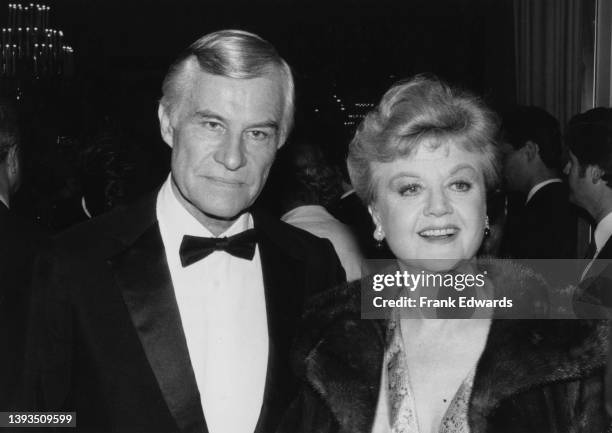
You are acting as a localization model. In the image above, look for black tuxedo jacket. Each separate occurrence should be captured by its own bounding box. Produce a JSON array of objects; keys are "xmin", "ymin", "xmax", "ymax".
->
[
  {"xmin": 26, "ymin": 192, "xmax": 346, "ymax": 433},
  {"xmin": 576, "ymin": 236, "xmax": 612, "ymax": 310},
  {"xmin": 0, "ymin": 203, "xmax": 45, "ymax": 409},
  {"xmin": 599, "ymin": 238, "xmax": 612, "ymax": 263},
  {"xmin": 501, "ymin": 182, "xmax": 577, "ymax": 259},
  {"xmin": 573, "ymin": 236, "xmax": 612, "ymax": 418}
]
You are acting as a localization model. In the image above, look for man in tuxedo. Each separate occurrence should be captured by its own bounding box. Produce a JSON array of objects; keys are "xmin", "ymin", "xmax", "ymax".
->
[
  {"xmin": 500, "ymin": 106, "xmax": 577, "ymax": 259},
  {"xmin": 564, "ymin": 108, "xmax": 612, "ymax": 416},
  {"xmin": 0, "ymin": 101, "xmax": 44, "ymax": 409},
  {"xmin": 565, "ymin": 108, "xmax": 612, "ymax": 284},
  {"xmin": 28, "ymin": 30, "xmax": 345, "ymax": 433}
]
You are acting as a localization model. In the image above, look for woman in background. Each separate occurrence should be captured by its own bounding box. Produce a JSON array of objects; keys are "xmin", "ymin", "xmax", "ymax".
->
[{"xmin": 278, "ymin": 76, "xmax": 608, "ymax": 433}]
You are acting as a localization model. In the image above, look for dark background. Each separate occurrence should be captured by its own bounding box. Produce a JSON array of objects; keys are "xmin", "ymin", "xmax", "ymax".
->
[{"xmin": 1, "ymin": 0, "xmax": 516, "ymax": 224}]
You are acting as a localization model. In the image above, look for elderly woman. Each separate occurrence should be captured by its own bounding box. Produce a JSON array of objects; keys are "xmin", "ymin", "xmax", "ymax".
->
[{"xmin": 278, "ymin": 76, "xmax": 608, "ymax": 433}]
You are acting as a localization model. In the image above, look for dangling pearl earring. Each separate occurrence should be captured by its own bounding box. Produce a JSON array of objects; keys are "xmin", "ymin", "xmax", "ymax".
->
[
  {"xmin": 373, "ymin": 226, "xmax": 385, "ymax": 248},
  {"xmin": 484, "ymin": 216, "xmax": 491, "ymax": 237}
]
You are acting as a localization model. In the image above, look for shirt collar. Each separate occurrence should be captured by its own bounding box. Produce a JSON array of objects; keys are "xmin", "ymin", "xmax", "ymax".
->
[
  {"xmin": 157, "ymin": 175, "xmax": 252, "ymax": 244},
  {"xmin": 595, "ymin": 211, "xmax": 612, "ymax": 252},
  {"xmin": 0, "ymin": 193, "xmax": 9, "ymax": 209},
  {"xmin": 340, "ymin": 189, "xmax": 355, "ymax": 200},
  {"xmin": 525, "ymin": 178, "xmax": 563, "ymax": 204},
  {"xmin": 81, "ymin": 196, "xmax": 92, "ymax": 219}
]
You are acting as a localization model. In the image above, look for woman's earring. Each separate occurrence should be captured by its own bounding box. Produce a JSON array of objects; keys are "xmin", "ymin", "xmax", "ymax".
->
[
  {"xmin": 484, "ymin": 216, "xmax": 491, "ymax": 237},
  {"xmin": 373, "ymin": 225, "xmax": 385, "ymax": 247}
]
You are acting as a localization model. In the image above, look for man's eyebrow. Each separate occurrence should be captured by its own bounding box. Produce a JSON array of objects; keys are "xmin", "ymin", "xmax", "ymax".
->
[
  {"xmin": 192, "ymin": 110, "xmax": 279, "ymax": 131},
  {"xmin": 193, "ymin": 110, "xmax": 226, "ymax": 122},
  {"xmin": 248, "ymin": 120, "xmax": 279, "ymax": 130}
]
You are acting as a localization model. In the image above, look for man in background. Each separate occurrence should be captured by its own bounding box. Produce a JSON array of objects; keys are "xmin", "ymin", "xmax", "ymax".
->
[
  {"xmin": 565, "ymin": 108, "xmax": 612, "ymax": 280},
  {"xmin": 278, "ymin": 133, "xmax": 363, "ymax": 281},
  {"xmin": 501, "ymin": 105, "xmax": 577, "ymax": 259},
  {"xmin": 329, "ymin": 163, "xmax": 394, "ymax": 259},
  {"xmin": 564, "ymin": 108, "xmax": 612, "ymax": 416},
  {"xmin": 0, "ymin": 100, "xmax": 43, "ymax": 409}
]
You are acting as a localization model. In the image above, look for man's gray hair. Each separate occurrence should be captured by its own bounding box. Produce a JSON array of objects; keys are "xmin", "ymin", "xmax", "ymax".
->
[{"xmin": 160, "ymin": 29, "xmax": 294, "ymax": 140}]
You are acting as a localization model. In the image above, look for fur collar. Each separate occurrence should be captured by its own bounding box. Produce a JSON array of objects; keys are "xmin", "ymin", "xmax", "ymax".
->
[{"xmin": 294, "ymin": 259, "xmax": 609, "ymax": 433}]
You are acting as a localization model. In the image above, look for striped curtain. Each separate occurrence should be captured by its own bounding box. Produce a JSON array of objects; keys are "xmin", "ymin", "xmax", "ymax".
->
[{"xmin": 514, "ymin": 0, "xmax": 587, "ymax": 130}]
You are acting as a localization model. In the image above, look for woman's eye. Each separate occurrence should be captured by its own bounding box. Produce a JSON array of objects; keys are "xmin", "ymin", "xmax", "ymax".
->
[
  {"xmin": 450, "ymin": 181, "xmax": 472, "ymax": 192},
  {"xmin": 399, "ymin": 184, "xmax": 422, "ymax": 196}
]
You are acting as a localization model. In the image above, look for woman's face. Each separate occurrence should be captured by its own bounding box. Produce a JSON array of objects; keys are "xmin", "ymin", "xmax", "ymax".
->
[{"xmin": 369, "ymin": 141, "xmax": 487, "ymax": 271}]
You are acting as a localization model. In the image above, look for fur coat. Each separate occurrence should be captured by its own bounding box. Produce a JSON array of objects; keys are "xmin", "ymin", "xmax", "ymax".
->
[{"xmin": 277, "ymin": 260, "xmax": 610, "ymax": 433}]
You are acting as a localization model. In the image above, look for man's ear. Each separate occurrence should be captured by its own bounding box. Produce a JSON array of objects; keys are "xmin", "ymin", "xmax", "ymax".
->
[
  {"xmin": 524, "ymin": 140, "xmax": 539, "ymax": 161},
  {"xmin": 276, "ymin": 127, "xmax": 289, "ymax": 150},
  {"xmin": 368, "ymin": 203, "xmax": 382, "ymax": 228},
  {"xmin": 6, "ymin": 146, "xmax": 20, "ymax": 193},
  {"xmin": 590, "ymin": 165, "xmax": 604, "ymax": 184},
  {"xmin": 7, "ymin": 146, "xmax": 19, "ymax": 176},
  {"xmin": 158, "ymin": 103, "xmax": 174, "ymax": 148}
]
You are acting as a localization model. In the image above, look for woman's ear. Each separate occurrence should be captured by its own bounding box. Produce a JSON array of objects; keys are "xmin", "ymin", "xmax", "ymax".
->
[
  {"xmin": 368, "ymin": 203, "xmax": 381, "ymax": 227},
  {"xmin": 368, "ymin": 202, "xmax": 386, "ymax": 242}
]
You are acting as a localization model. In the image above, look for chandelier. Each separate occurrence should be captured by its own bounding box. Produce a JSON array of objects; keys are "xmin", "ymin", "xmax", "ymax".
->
[{"xmin": 1, "ymin": 3, "xmax": 74, "ymax": 78}]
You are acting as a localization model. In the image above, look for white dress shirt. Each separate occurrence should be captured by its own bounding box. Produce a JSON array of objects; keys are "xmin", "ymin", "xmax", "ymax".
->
[
  {"xmin": 525, "ymin": 178, "xmax": 562, "ymax": 204},
  {"xmin": 593, "ymin": 212, "xmax": 612, "ymax": 255},
  {"xmin": 156, "ymin": 176, "xmax": 268, "ymax": 433},
  {"xmin": 581, "ymin": 211, "xmax": 612, "ymax": 281}
]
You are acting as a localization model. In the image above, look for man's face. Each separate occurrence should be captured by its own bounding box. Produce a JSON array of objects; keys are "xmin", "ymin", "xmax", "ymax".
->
[
  {"xmin": 159, "ymin": 68, "xmax": 285, "ymax": 226},
  {"xmin": 7, "ymin": 145, "xmax": 21, "ymax": 195},
  {"xmin": 501, "ymin": 141, "xmax": 526, "ymax": 192},
  {"xmin": 564, "ymin": 150, "xmax": 592, "ymax": 210}
]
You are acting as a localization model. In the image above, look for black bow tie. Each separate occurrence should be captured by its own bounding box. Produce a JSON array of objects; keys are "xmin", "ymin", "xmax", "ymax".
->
[{"xmin": 179, "ymin": 229, "xmax": 258, "ymax": 267}]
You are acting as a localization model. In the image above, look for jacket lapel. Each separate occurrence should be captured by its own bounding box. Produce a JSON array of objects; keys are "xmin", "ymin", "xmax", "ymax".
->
[
  {"xmin": 107, "ymin": 194, "xmax": 207, "ymax": 433},
  {"xmin": 580, "ymin": 235, "xmax": 612, "ymax": 281},
  {"xmin": 253, "ymin": 212, "xmax": 309, "ymax": 433},
  {"xmin": 598, "ymin": 237, "xmax": 612, "ymax": 260}
]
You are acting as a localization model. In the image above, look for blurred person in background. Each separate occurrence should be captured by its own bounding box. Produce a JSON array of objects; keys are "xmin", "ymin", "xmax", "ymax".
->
[
  {"xmin": 566, "ymin": 108, "xmax": 612, "ymax": 278},
  {"xmin": 500, "ymin": 105, "xmax": 577, "ymax": 259},
  {"xmin": 77, "ymin": 125, "xmax": 133, "ymax": 219},
  {"xmin": 329, "ymin": 161, "xmax": 395, "ymax": 259},
  {"xmin": 565, "ymin": 107, "xmax": 612, "ymax": 417},
  {"xmin": 279, "ymin": 132, "xmax": 363, "ymax": 281},
  {"xmin": 41, "ymin": 122, "xmax": 134, "ymax": 229},
  {"xmin": 0, "ymin": 99, "xmax": 45, "ymax": 409}
]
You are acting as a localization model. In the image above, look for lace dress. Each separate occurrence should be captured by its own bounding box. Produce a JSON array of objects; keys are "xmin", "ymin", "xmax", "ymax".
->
[{"xmin": 372, "ymin": 320, "xmax": 475, "ymax": 433}]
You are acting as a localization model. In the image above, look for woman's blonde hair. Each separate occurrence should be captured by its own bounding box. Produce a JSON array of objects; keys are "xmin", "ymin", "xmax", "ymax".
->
[{"xmin": 347, "ymin": 75, "xmax": 500, "ymax": 204}]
